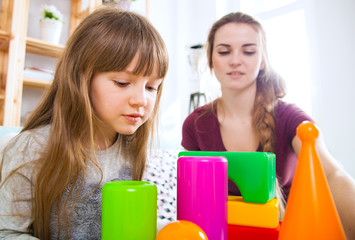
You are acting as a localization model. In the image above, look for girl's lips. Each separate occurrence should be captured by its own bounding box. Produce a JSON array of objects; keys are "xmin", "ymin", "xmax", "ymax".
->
[{"xmin": 123, "ymin": 114, "xmax": 142, "ymax": 123}]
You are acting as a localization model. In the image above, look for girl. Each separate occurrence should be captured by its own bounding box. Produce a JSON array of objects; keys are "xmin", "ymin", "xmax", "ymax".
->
[
  {"xmin": 0, "ymin": 7, "xmax": 168, "ymax": 239},
  {"xmin": 182, "ymin": 12, "xmax": 355, "ymax": 238}
]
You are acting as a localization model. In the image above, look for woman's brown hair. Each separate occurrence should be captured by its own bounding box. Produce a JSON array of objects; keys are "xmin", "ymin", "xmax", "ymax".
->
[{"xmin": 1, "ymin": 7, "xmax": 168, "ymax": 239}]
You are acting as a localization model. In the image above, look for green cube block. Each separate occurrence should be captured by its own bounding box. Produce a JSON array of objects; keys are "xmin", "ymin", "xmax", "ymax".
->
[
  {"xmin": 178, "ymin": 151, "xmax": 276, "ymax": 203},
  {"xmin": 101, "ymin": 181, "xmax": 157, "ymax": 240}
]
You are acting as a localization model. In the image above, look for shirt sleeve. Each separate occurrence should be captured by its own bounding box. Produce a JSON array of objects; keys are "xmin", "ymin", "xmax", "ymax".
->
[
  {"xmin": 283, "ymin": 103, "xmax": 314, "ymax": 142},
  {"xmin": 0, "ymin": 132, "xmax": 43, "ymax": 239},
  {"xmin": 0, "ymin": 231, "xmax": 39, "ymax": 240},
  {"xmin": 181, "ymin": 113, "xmax": 199, "ymax": 150}
]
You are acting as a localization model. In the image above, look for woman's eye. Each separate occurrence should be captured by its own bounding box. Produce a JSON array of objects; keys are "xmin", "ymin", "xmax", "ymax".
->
[
  {"xmin": 244, "ymin": 51, "xmax": 256, "ymax": 56},
  {"xmin": 218, "ymin": 51, "xmax": 229, "ymax": 55}
]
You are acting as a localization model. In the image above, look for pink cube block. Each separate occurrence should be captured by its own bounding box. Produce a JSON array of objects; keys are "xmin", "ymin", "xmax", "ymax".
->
[{"xmin": 177, "ymin": 156, "xmax": 228, "ymax": 240}]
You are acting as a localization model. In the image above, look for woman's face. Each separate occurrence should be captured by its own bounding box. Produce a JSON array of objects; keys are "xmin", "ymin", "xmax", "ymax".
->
[
  {"xmin": 212, "ymin": 22, "xmax": 263, "ymax": 93},
  {"xmin": 90, "ymin": 54, "xmax": 162, "ymax": 139}
]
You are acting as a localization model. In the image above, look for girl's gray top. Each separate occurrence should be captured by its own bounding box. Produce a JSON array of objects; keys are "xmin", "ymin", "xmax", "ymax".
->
[{"xmin": 0, "ymin": 125, "xmax": 132, "ymax": 239}]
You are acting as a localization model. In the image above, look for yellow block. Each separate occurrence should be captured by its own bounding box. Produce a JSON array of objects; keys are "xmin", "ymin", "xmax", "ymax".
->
[{"xmin": 228, "ymin": 196, "xmax": 279, "ymax": 228}]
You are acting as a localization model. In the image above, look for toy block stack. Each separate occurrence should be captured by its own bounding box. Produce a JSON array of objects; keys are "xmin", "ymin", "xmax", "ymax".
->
[{"xmin": 179, "ymin": 151, "xmax": 281, "ymax": 240}]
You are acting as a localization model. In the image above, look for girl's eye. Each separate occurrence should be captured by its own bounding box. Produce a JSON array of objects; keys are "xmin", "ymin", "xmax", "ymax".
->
[
  {"xmin": 146, "ymin": 86, "xmax": 158, "ymax": 92},
  {"xmin": 114, "ymin": 81, "xmax": 129, "ymax": 87}
]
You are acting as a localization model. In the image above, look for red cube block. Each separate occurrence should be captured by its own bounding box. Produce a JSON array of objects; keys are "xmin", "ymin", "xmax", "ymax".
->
[{"xmin": 228, "ymin": 222, "xmax": 281, "ymax": 240}]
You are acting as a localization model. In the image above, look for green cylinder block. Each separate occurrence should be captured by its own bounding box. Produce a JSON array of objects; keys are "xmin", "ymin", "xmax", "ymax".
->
[
  {"xmin": 178, "ymin": 151, "xmax": 276, "ymax": 204},
  {"xmin": 101, "ymin": 181, "xmax": 157, "ymax": 240}
]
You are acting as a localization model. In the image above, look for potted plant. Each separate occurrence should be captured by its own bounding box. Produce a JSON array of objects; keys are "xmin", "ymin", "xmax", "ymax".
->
[{"xmin": 39, "ymin": 5, "xmax": 64, "ymax": 45}]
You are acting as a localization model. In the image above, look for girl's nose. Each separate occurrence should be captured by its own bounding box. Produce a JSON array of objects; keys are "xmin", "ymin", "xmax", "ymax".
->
[{"xmin": 129, "ymin": 86, "xmax": 147, "ymax": 107}]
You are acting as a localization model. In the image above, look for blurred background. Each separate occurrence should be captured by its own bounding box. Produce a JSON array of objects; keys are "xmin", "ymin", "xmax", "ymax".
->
[{"xmin": 23, "ymin": 0, "xmax": 355, "ymax": 177}]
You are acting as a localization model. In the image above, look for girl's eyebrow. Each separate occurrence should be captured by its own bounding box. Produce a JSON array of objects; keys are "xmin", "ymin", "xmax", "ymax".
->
[
  {"xmin": 121, "ymin": 70, "xmax": 134, "ymax": 75},
  {"xmin": 149, "ymin": 78, "xmax": 163, "ymax": 83},
  {"xmin": 145, "ymin": 75, "xmax": 162, "ymax": 83},
  {"xmin": 119, "ymin": 70, "xmax": 162, "ymax": 81}
]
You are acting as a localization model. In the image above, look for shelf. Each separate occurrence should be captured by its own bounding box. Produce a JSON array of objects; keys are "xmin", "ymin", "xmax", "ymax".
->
[
  {"xmin": 0, "ymin": 30, "xmax": 11, "ymax": 51},
  {"xmin": 3, "ymin": 0, "xmax": 140, "ymax": 125},
  {"xmin": 26, "ymin": 37, "xmax": 64, "ymax": 58},
  {"xmin": 23, "ymin": 77, "xmax": 51, "ymax": 90}
]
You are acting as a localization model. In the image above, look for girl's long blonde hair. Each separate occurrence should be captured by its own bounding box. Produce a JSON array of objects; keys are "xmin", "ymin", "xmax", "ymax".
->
[
  {"xmin": 206, "ymin": 12, "xmax": 286, "ymax": 217},
  {"xmin": 1, "ymin": 7, "xmax": 168, "ymax": 239}
]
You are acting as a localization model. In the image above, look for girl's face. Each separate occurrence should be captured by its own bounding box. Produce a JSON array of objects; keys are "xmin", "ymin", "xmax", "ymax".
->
[
  {"xmin": 212, "ymin": 22, "xmax": 263, "ymax": 93},
  {"xmin": 90, "ymin": 54, "xmax": 162, "ymax": 138}
]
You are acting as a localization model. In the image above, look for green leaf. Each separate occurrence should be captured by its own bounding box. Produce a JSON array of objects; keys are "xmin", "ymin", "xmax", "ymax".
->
[{"xmin": 44, "ymin": 10, "xmax": 59, "ymax": 21}]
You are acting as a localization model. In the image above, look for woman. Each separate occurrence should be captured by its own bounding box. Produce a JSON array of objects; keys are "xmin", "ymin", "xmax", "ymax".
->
[{"xmin": 182, "ymin": 12, "xmax": 355, "ymax": 238}]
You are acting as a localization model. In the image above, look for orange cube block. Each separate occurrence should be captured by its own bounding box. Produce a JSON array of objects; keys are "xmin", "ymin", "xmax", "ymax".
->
[{"xmin": 228, "ymin": 196, "xmax": 279, "ymax": 228}]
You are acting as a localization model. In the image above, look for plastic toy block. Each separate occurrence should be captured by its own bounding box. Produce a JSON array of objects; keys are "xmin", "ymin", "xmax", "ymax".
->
[
  {"xmin": 228, "ymin": 222, "xmax": 281, "ymax": 240},
  {"xmin": 101, "ymin": 181, "xmax": 157, "ymax": 240},
  {"xmin": 279, "ymin": 121, "xmax": 346, "ymax": 239},
  {"xmin": 177, "ymin": 156, "xmax": 228, "ymax": 240},
  {"xmin": 178, "ymin": 151, "xmax": 276, "ymax": 203},
  {"xmin": 228, "ymin": 196, "xmax": 279, "ymax": 228}
]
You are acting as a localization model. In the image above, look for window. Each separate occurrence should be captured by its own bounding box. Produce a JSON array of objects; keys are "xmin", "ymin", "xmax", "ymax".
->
[{"xmin": 240, "ymin": 0, "xmax": 312, "ymax": 114}]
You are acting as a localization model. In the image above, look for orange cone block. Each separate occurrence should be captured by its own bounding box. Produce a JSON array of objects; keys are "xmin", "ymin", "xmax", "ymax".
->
[{"xmin": 279, "ymin": 121, "xmax": 346, "ymax": 239}]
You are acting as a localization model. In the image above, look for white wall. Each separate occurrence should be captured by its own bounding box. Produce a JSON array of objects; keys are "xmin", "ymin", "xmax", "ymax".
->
[
  {"xmin": 147, "ymin": 0, "xmax": 218, "ymax": 149},
  {"xmin": 305, "ymin": 0, "xmax": 355, "ymax": 177}
]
